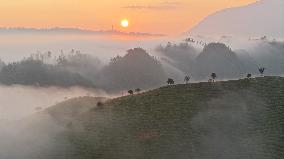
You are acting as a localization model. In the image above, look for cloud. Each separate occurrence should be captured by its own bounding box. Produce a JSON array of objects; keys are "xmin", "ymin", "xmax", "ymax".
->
[{"xmin": 123, "ymin": 1, "xmax": 181, "ymax": 10}]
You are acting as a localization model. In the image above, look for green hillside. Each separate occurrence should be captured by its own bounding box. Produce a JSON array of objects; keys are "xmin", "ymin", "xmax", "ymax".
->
[{"xmin": 18, "ymin": 77, "xmax": 284, "ymax": 159}]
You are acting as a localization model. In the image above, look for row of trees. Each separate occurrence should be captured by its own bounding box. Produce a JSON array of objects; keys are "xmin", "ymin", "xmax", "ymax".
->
[
  {"xmin": 0, "ymin": 52, "xmax": 100, "ymax": 87},
  {"xmin": 165, "ymin": 67, "xmax": 266, "ymax": 87},
  {"xmin": 167, "ymin": 73, "xmax": 217, "ymax": 86}
]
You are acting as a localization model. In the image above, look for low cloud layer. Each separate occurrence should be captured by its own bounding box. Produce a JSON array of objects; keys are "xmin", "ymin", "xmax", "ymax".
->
[{"xmin": 0, "ymin": 85, "xmax": 107, "ymax": 122}]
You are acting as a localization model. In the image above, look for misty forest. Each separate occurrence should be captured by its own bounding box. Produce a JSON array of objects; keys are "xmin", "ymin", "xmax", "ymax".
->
[
  {"xmin": 1, "ymin": 40, "xmax": 283, "ymax": 91},
  {"xmin": 0, "ymin": 0, "xmax": 284, "ymax": 159}
]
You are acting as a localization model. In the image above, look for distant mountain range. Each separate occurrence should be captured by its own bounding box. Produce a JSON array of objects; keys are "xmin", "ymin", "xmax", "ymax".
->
[
  {"xmin": 0, "ymin": 27, "xmax": 165, "ymax": 37},
  {"xmin": 189, "ymin": 0, "xmax": 284, "ymax": 38}
]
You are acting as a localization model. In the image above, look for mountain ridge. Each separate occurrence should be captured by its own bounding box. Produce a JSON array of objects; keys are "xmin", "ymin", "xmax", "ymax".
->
[{"xmin": 189, "ymin": 0, "xmax": 284, "ymax": 37}]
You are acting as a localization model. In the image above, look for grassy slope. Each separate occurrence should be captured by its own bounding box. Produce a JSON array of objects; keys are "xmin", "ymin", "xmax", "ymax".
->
[{"xmin": 39, "ymin": 77, "xmax": 284, "ymax": 159}]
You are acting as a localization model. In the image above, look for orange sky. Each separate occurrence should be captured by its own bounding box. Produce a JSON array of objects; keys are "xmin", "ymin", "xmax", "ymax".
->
[{"xmin": 0, "ymin": 0, "xmax": 256, "ymax": 35}]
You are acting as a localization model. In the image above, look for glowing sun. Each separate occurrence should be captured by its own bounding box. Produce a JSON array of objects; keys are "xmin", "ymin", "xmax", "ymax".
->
[{"xmin": 121, "ymin": 19, "xmax": 129, "ymax": 28}]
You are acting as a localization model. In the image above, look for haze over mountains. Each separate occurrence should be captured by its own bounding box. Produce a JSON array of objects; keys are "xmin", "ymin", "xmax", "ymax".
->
[
  {"xmin": 0, "ymin": 27, "xmax": 165, "ymax": 37},
  {"xmin": 189, "ymin": 0, "xmax": 284, "ymax": 38},
  {"xmin": 0, "ymin": 1, "xmax": 283, "ymax": 158}
]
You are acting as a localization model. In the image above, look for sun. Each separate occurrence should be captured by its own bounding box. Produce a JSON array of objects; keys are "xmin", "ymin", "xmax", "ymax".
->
[{"xmin": 121, "ymin": 19, "xmax": 129, "ymax": 28}]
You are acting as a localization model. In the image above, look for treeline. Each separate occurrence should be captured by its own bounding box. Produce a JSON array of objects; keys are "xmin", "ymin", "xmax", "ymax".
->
[
  {"xmin": 97, "ymin": 48, "xmax": 166, "ymax": 91},
  {"xmin": 0, "ymin": 54, "xmax": 96, "ymax": 87},
  {"xmin": 0, "ymin": 40, "xmax": 283, "ymax": 91},
  {"xmin": 0, "ymin": 48, "xmax": 165, "ymax": 91},
  {"xmin": 157, "ymin": 40, "xmax": 284, "ymax": 80}
]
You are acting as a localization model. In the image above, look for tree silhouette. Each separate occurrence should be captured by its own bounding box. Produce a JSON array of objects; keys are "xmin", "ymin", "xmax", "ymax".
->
[
  {"xmin": 97, "ymin": 102, "xmax": 104, "ymax": 108},
  {"xmin": 247, "ymin": 74, "xmax": 252, "ymax": 79},
  {"xmin": 211, "ymin": 73, "xmax": 217, "ymax": 82},
  {"xmin": 167, "ymin": 78, "xmax": 175, "ymax": 85},
  {"xmin": 184, "ymin": 76, "xmax": 190, "ymax": 84},
  {"xmin": 128, "ymin": 90, "xmax": 134, "ymax": 95},
  {"xmin": 258, "ymin": 67, "xmax": 265, "ymax": 76},
  {"xmin": 135, "ymin": 88, "xmax": 141, "ymax": 94}
]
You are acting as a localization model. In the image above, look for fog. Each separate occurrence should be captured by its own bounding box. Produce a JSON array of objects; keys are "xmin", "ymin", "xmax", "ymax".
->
[
  {"xmin": 0, "ymin": 33, "xmax": 169, "ymax": 63},
  {"xmin": 0, "ymin": 32, "xmax": 283, "ymax": 158},
  {"xmin": 0, "ymin": 85, "xmax": 108, "ymax": 122},
  {"xmin": 0, "ymin": 111, "xmax": 69, "ymax": 159},
  {"xmin": 191, "ymin": 91, "xmax": 267, "ymax": 159},
  {"xmin": 1, "ymin": 34, "xmax": 283, "ymax": 91},
  {"xmin": 0, "ymin": 85, "xmax": 110, "ymax": 158}
]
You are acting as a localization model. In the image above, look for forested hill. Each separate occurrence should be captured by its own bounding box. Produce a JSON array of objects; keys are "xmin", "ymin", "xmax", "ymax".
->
[{"xmin": 3, "ymin": 76, "xmax": 284, "ymax": 159}]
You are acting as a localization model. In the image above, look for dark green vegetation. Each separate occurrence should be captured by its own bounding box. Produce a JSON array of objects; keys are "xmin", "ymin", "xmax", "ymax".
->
[
  {"xmin": 0, "ymin": 52, "xmax": 100, "ymax": 87},
  {"xmin": 18, "ymin": 76, "xmax": 283, "ymax": 159},
  {"xmin": 1, "ymin": 41, "xmax": 283, "ymax": 91},
  {"xmin": 195, "ymin": 43, "xmax": 244, "ymax": 79},
  {"xmin": 0, "ymin": 48, "xmax": 165, "ymax": 91},
  {"xmin": 158, "ymin": 41, "xmax": 284, "ymax": 80},
  {"xmin": 1, "ymin": 40, "xmax": 284, "ymax": 92},
  {"xmin": 0, "ymin": 58, "xmax": 95, "ymax": 87},
  {"xmin": 98, "ymin": 48, "xmax": 166, "ymax": 91}
]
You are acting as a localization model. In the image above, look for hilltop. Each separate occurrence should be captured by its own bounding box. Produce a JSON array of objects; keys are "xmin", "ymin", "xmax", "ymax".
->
[
  {"xmin": 194, "ymin": 43, "xmax": 244, "ymax": 79},
  {"xmin": 98, "ymin": 48, "xmax": 167, "ymax": 91},
  {"xmin": 2, "ymin": 76, "xmax": 284, "ymax": 159}
]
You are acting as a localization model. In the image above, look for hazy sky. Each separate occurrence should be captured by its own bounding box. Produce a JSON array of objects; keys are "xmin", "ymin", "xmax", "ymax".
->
[{"xmin": 0, "ymin": 0, "xmax": 256, "ymax": 35}]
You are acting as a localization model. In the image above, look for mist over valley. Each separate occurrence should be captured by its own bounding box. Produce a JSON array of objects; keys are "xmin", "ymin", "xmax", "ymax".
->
[{"xmin": 0, "ymin": 0, "xmax": 283, "ymax": 158}]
